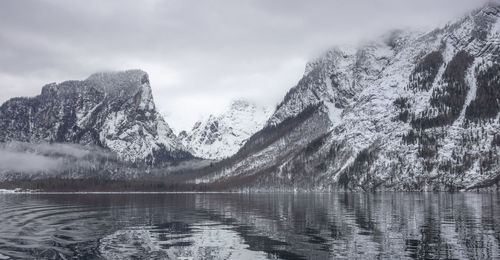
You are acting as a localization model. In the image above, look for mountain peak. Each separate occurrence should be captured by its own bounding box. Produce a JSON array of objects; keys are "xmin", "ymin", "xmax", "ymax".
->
[
  {"xmin": 229, "ymin": 99, "xmax": 254, "ymax": 110},
  {"xmin": 478, "ymin": 1, "xmax": 500, "ymax": 21},
  {"xmin": 39, "ymin": 69, "xmax": 150, "ymax": 100},
  {"xmin": 445, "ymin": 2, "xmax": 499, "ymax": 29},
  {"xmin": 1, "ymin": 69, "xmax": 192, "ymax": 165},
  {"xmin": 485, "ymin": 0, "xmax": 500, "ymax": 8},
  {"xmin": 86, "ymin": 69, "xmax": 148, "ymax": 81},
  {"xmin": 181, "ymin": 99, "xmax": 271, "ymax": 159},
  {"xmin": 85, "ymin": 69, "xmax": 149, "ymax": 95}
]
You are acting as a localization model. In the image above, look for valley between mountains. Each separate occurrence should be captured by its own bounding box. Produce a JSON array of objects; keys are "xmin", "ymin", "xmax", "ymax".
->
[{"xmin": 1, "ymin": 3, "xmax": 500, "ymax": 192}]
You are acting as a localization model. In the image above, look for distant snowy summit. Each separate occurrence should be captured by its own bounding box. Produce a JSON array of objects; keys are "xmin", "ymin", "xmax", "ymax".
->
[
  {"xmin": 0, "ymin": 70, "xmax": 193, "ymax": 166},
  {"xmin": 180, "ymin": 100, "xmax": 272, "ymax": 159}
]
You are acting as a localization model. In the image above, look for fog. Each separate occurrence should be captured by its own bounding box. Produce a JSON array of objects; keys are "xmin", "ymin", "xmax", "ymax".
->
[
  {"xmin": 0, "ymin": 142, "xmax": 115, "ymax": 178},
  {"xmin": 0, "ymin": 141, "xmax": 210, "ymax": 180},
  {"xmin": 0, "ymin": 150, "xmax": 64, "ymax": 173}
]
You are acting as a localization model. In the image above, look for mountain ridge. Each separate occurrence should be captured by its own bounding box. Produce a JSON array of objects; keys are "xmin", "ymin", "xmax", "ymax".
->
[{"xmin": 0, "ymin": 70, "xmax": 193, "ymax": 166}]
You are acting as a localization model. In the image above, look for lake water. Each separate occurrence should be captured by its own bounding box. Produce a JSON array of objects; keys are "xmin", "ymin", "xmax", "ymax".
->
[{"xmin": 0, "ymin": 193, "xmax": 498, "ymax": 259}]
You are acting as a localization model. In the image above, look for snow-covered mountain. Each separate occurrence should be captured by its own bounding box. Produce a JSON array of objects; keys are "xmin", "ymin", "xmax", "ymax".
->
[
  {"xmin": 193, "ymin": 3, "xmax": 500, "ymax": 191},
  {"xmin": 0, "ymin": 70, "xmax": 193, "ymax": 166},
  {"xmin": 1, "ymin": 3, "xmax": 500, "ymax": 192},
  {"xmin": 180, "ymin": 100, "xmax": 271, "ymax": 159}
]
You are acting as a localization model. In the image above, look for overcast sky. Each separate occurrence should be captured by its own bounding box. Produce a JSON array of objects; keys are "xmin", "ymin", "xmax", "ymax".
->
[{"xmin": 0, "ymin": 0, "xmax": 491, "ymax": 131}]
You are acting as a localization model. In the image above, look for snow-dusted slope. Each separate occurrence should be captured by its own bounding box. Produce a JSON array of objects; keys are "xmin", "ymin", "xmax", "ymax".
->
[
  {"xmin": 195, "ymin": 3, "xmax": 500, "ymax": 191},
  {"xmin": 180, "ymin": 100, "xmax": 271, "ymax": 159},
  {"xmin": 0, "ymin": 70, "xmax": 193, "ymax": 165},
  {"xmin": 267, "ymin": 31, "xmax": 414, "ymax": 128}
]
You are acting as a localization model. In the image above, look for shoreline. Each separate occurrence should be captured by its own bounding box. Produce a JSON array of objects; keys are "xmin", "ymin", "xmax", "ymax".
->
[{"xmin": 0, "ymin": 189, "xmax": 497, "ymax": 195}]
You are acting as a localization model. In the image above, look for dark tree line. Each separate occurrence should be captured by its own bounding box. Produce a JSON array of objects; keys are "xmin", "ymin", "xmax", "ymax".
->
[
  {"xmin": 393, "ymin": 97, "xmax": 411, "ymax": 122},
  {"xmin": 338, "ymin": 144, "xmax": 380, "ymax": 191},
  {"xmin": 492, "ymin": 134, "xmax": 500, "ymax": 147},
  {"xmin": 465, "ymin": 64, "xmax": 500, "ymax": 121},
  {"xmin": 402, "ymin": 130, "xmax": 438, "ymax": 159},
  {"xmin": 408, "ymin": 51, "xmax": 444, "ymax": 92},
  {"xmin": 0, "ymin": 178, "xmax": 212, "ymax": 192},
  {"xmin": 412, "ymin": 51, "xmax": 474, "ymax": 130}
]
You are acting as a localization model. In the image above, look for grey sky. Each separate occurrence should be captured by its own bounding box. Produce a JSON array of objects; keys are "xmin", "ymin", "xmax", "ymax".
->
[{"xmin": 0, "ymin": 0, "xmax": 490, "ymax": 131}]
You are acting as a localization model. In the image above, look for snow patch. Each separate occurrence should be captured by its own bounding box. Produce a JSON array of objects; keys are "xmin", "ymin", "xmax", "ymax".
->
[
  {"xmin": 181, "ymin": 100, "xmax": 272, "ymax": 159},
  {"xmin": 325, "ymin": 102, "xmax": 342, "ymax": 128},
  {"xmin": 0, "ymin": 189, "xmax": 17, "ymax": 194},
  {"xmin": 494, "ymin": 16, "xmax": 500, "ymax": 34}
]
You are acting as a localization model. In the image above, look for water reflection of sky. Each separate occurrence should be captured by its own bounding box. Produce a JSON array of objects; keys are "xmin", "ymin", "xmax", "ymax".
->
[{"xmin": 0, "ymin": 193, "xmax": 498, "ymax": 259}]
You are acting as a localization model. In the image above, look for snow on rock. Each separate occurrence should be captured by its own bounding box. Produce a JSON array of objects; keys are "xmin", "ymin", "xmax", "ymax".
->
[
  {"xmin": 0, "ymin": 70, "xmax": 192, "ymax": 165},
  {"xmin": 180, "ymin": 100, "xmax": 272, "ymax": 159},
  {"xmin": 267, "ymin": 31, "xmax": 404, "ymax": 128}
]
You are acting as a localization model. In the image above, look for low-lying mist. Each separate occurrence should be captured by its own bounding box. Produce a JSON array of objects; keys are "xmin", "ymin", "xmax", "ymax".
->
[
  {"xmin": 0, "ymin": 141, "xmax": 211, "ymax": 182},
  {"xmin": 0, "ymin": 142, "xmax": 120, "ymax": 180}
]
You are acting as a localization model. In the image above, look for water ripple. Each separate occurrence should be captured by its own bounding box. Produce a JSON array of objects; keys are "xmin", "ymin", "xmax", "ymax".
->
[{"xmin": 0, "ymin": 193, "xmax": 498, "ymax": 259}]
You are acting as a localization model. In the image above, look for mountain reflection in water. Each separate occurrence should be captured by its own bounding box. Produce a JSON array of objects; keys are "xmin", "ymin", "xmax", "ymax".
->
[{"xmin": 0, "ymin": 193, "xmax": 498, "ymax": 259}]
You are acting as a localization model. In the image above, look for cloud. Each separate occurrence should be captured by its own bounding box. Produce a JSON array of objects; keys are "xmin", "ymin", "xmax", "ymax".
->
[
  {"xmin": 0, "ymin": 142, "xmax": 114, "ymax": 177},
  {"xmin": 0, "ymin": 150, "xmax": 64, "ymax": 173},
  {"xmin": 0, "ymin": 0, "xmax": 490, "ymax": 130},
  {"xmin": 0, "ymin": 141, "xmax": 209, "ymax": 180}
]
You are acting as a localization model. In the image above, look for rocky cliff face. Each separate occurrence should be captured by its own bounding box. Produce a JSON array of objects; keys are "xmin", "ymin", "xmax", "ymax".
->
[
  {"xmin": 180, "ymin": 100, "xmax": 271, "ymax": 159},
  {"xmin": 195, "ymin": 3, "xmax": 500, "ymax": 191},
  {"xmin": 0, "ymin": 70, "xmax": 193, "ymax": 166}
]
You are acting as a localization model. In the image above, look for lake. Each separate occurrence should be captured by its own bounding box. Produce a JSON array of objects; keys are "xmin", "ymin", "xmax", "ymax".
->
[{"xmin": 0, "ymin": 192, "xmax": 498, "ymax": 259}]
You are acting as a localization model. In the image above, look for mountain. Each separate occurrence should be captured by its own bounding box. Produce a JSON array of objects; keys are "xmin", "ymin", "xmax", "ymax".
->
[
  {"xmin": 2, "ymin": 3, "xmax": 500, "ymax": 192},
  {"xmin": 0, "ymin": 70, "xmax": 193, "ymax": 166},
  {"xmin": 193, "ymin": 3, "xmax": 500, "ymax": 191},
  {"xmin": 179, "ymin": 100, "xmax": 272, "ymax": 159}
]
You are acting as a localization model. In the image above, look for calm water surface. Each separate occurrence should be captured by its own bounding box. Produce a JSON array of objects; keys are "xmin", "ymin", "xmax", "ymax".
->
[{"xmin": 0, "ymin": 193, "xmax": 498, "ymax": 259}]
